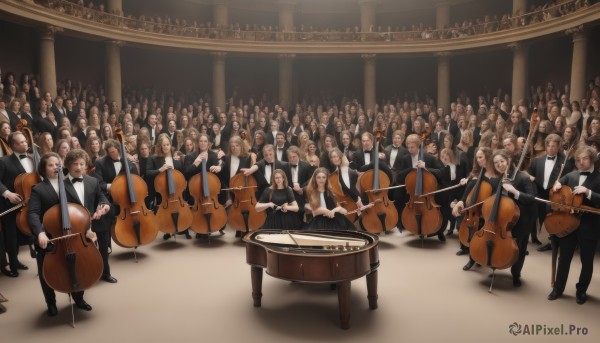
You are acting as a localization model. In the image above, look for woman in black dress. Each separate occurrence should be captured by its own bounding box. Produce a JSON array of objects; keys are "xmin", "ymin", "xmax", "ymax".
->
[
  {"xmin": 304, "ymin": 167, "xmax": 355, "ymax": 231},
  {"xmin": 255, "ymin": 169, "xmax": 301, "ymax": 230}
]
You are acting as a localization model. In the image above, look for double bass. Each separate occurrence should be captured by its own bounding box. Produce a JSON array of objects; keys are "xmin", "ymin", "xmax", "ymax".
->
[
  {"xmin": 329, "ymin": 170, "xmax": 359, "ymax": 223},
  {"xmin": 42, "ymin": 160, "xmax": 103, "ymax": 294},
  {"xmin": 110, "ymin": 130, "xmax": 158, "ymax": 248},
  {"xmin": 154, "ymin": 163, "xmax": 193, "ymax": 236},
  {"xmin": 401, "ymin": 131, "xmax": 442, "ymax": 239},
  {"xmin": 458, "ymin": 168, "xmax": 492, "ymax": 247},
  {"xmin": 359, "ymin": 130, "xmax": 398, "ymax": 233},
  {"xmin": 189, "ymin": 158, "xmax": 227, "ymax": 235},
  {"xmin": 15, "ymin": 120, "xmax": 42, "ymax": 237},
  {"xmin": 227, "ymin": 172, "xmax": 266, "ymax": 233}
]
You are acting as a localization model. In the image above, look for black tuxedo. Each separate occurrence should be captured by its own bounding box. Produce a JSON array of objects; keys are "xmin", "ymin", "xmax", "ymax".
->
[
  {"xmin": 143, "ymin": 124, "xmax": 158, "ymax": 144},
  {"xmin": 528, "ymin": 153, "xmax": 573, "ymax": 226},
  {"xmin": 0, "ymin": 153, "xmax": 33, "ymax": 272},
  {"xmin": 50, "ymin": 104, "xmax": 66, "ymax": 123},
  {"xmin": 553, "ymin": 169, "xmax": 600, "ymax": 294},
  {"xmin": 384, "ymin": 144, "xmax": 408, "ymax": 183},
  {"xmin": 351, "ymin": 148, "xmax": 393, "ymax": 181},
  {"xmin": 33, "ymin": 116, "xmax": 58, "ymax": 137},
  {"xmin": 265, "ymin": 131, "xmax": 277, "ymax": 145},
  {"xmin": 286, "ymin": 160, "xmax": 314, "ymax": 219},
  {"xmin": 93, "ymin": 156, "xmax": 139, "ymax": 196},
  {"xmin": 161, "ymin": 129, "xmax": 178, "ymax": 148},
  {"xmin": 183, "ymin": 150, "xmax": 219, "ymax": 180},
  {"xmin": 8, "ymin": 111, "xmax": 33, "ymax": 132},
  {"xmin": 145, "ymin": 155, "xmax": 184, "ymax": 208},
  {"xmin": 254, "ymin": 159, "xmax": 291, "ymax": 196},
  {"xmin": 274, "ymin": 144, "xmax": 289, "ymax": 162}
]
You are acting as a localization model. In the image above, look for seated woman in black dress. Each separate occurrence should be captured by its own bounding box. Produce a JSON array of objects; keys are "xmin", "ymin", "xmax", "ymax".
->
[
  {"xmin": 255, "ymin": 169, "xmax": 301, "ymax": 230},
  {"xmin": 304, "ymin": 167, "xmax": 355, "ymax": 231}
]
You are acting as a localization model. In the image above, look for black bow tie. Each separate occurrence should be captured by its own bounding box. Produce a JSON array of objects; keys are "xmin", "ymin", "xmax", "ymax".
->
[
  {"xmin": 547, "ymin": 156, "xmax": 556, "ymax": 160},
  {"xmin": 71, "ymin": 177, "xmax": 83, "ymax": 183},
  {"xmin": 291, "ymin": 165, "xmax": 297, "ymax": 169},
  {"xmin": 364, "ymin": 150, "xmax": 371, "ymax": 154},
  {"xmin": 112, "ymin": 159, "xmax": 121, "ymax": 163},
  {"xmin": 278, "ymin": 148, "xmax": 283, "ymax": 151},
  {"xmin": 392, "ymin": 146, "xmax": 400, "ymax": 150},
  {"xmin": 18, "ymin": 154, "xmax": 28, "ymax": 160},
  {"xmin": 580, "ymin": 171, "xmax": 592, "ymax": 176}
]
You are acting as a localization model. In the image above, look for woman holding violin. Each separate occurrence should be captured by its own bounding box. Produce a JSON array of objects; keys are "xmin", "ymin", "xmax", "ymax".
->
[
  {"xmin": 28, "ymin": 151, "xmax": 110, "ymax": 316},
  {"xmin": 452, "ymin": 147, "xmax": 496, "ymax": 267},
  {"xmin": 255, "ymin": 169, "xmax": 301, "ymax": 230},
  {"xmin": 489, "ymin": 149, "xmax": 536, "ymax": 287},
  {"xmin": 146, "ymin": 133, "xmax": 188, "ymax": 240},
  {"xmin": 548, "ymin": 145, "xmax": 600, "ymax": 304},
  {"xmin": 304, "ymin": 167, "xmax": 355, "ymax": 231}
]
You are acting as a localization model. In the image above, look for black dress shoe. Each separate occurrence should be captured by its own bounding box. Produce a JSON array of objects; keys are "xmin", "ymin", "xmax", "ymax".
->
[
  {"xmin": 537, "ymin": 243, "xmax": 552, "ymax": 252},
  {"xmin": 438, "ymin": 233, "xmax": 446, "ymax": 242},
  {"xmin": 75, "ymin": 300, "xmax": 92, "ymax": 311},
  {"xmin": 513, "ymin": 276, "xmax": 522, "ymax": 287},
  {"xmin": 17, "ymin": 263, "xmax": 28, "ymax": 271},
  {"xmin": 101, "ymin": 274, "xmax": 118, "ymax": 283},
  {"xmin": 47, "ymin": 303, "xmax": 58, "ymax": 317},
  {"xmin": 1, "ymin": 267, "xmax": 18, "ymax": 278},
  {"xmin": 185, "ymin": 232, "xmax": 192, "ymax": 239},
  {"xmin": 547, "ymin": 289, "xmax": 562, "ymax": 301},
  {"xmin": 463, "ymin": 260, "xmax": 475, "ymax": 271},
  {"xmin": 576, "ymin": 292, "xmax": 587, "ymax": 305},
  {"xmin": 532, "ymin": 239, "xmax": 542, "ymax": 245},
  {"xmin": 446, "ymin": 230, "xmax": 454, "ymax": 236},
  {"xmin": 163, "ymin": 233, "xmax": 172, "ymax": 240},
  {"xmin": 456, "ymin": 249, "xmax": 468, "ymax": 256}
]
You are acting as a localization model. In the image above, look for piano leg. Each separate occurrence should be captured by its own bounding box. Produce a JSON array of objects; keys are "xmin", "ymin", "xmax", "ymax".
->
[
  {"xmin": 366, "ymin": 270, "xmax": 378, "ymax": 309},
  {"xmin": 251, "ymin": 266, "xmax": 263, "ymax": 307},
  {"xmin": 337, "ymin": 280, "xmax": 351, "ymax": 330}
]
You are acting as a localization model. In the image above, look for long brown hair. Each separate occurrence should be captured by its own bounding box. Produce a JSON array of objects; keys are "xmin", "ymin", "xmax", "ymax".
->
[{"xmin": 306, "ymin": 167, "xmax": 334, "ymax": 210}]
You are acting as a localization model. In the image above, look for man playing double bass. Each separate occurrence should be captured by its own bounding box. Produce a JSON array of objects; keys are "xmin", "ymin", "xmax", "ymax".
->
[
  {"xmin": 28, "ymin": 151, "xmax": 110, "ymax": 316},
  {"xmin": 548, "ymin": 145, "xmax": 600, "ymax": 305}
]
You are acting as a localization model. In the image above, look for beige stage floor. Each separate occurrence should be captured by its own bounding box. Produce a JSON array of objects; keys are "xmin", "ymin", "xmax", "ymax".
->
[{"xmin": 1, "ymin": 228, "xmax": 598, "ymax": 343}]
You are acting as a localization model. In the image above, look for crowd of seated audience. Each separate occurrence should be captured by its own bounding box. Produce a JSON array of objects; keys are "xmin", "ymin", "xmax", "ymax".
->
[{"xmin": 31, "ymin": 0, "xmax": 593, "ymax": 42}]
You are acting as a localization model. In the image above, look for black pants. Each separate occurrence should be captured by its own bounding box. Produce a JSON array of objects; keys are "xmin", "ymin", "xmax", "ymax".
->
[
  {"xmin": 511, "ymin": 235, "xmax": 529, "ymax": 278},
  {"xmin": 96, "ymin": 230, "xmax": 111, "ymax": 276},
  {"xmin": 35, "ymin": 248, "xmax": 84, "ymax": 306},
  {"xmin": 553, "ymin": 231, "xmax": 598, "ymax": 293},
  {"xmin": 1, "ymin": 213, "xmax": 20, "ymax": 272}
]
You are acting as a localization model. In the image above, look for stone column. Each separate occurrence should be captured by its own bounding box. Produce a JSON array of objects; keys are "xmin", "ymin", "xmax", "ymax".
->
[
  {"xmin": 436, "ymin": 52, "xmax": 451, "ymax": 115},
  {"xmin": 213, "ymin": 1, "xmax": 229, "ymax": 27},
  {"xmin": 362, "ymin": 54, "xmax": 376, "ymax": 113},
  {"xmin": 512, "ymin": 0, "xmax": 527, "ymax": 15},
  {"xmin": 510, "ymin": 42, "xmax": 528, "ymax": 107},
  {"xmin": 568, "ymin": 26, "xmax": 587, "ymax": 103},
  {"xmin": 39, "ymin": 26, "xmax": 60, "ymax": 98},
  {"xmin": 279, "ymin": 54, "xmax": 295, "ymax": 111},
  {"xmin": 277, "ymin": 0, "xmax": 296, "ymax": 32},
  {"xmin": 107, "ymin": 0, "xmax": 122, "ymax": 13},
  {"xmin": 359, "ymin": 0, "xmax": 377, "ymax": 34},
  {"xmin": 105, "ymin": 41, "xmax": 123, "ymax": 112},
  {"xmin": 212, "ymin": 52, "xmax": 227, "ymax": 112},
  {"xmin": 436, "ymin": 1, "xmax": 450, "ymax": 30}
]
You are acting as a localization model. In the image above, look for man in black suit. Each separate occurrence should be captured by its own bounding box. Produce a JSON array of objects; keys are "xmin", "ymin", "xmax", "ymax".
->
[
  {"xmin": 527, "ymin": 134, "xmax": 573, "ymax": 250},
  {"xmin": 28, "ymin": 151, "xmax": 110, "ymax": 316},
  {"xmin": 397, "ymin": 134, "xmax": 444, "ymax": 239},
  {"xmin": 285, "ymin": 146, "xmax": 314, "ymax": 222},
  {"xmin": 0, "ymin": 132, "xmax": 33, "ymax": 277},
  {"xmin": 50, "ymin": 96, "xmax": 66, "ymax": 124},
  {"xmin": 351, "ymin": 132, "xmax": 393, "ymax": 181},
  {"xmin": 161, "ymin": 119, "xmax": 178, "ymax": 148},
  {"xmin": 274, "ymin": 131, "xmax": 289, "ymax": 162},
  {"xmin": 7, "ymin": 99, "xmax": 33, "ymax": 131},
  {"xmin": 265, "ymin": 120, "xmax": 279, "ymax": 145},
  {"xmin": 143, "ymin": 113, "xmax": 158, "ymax": 145},
  {"xmin": 217, "ymin": 112, "xmax": 231, "ymax": 145},
  {"xmin": 243, "ymin": 144, "xmax": 291, "ymax": 198},
  {"xmin": 384, "ymin": 130, "xmax": 407, "ymax": 184},
  {"xmin": 548, "ymin": 145, "xmax": 600, "ymax": 305}
]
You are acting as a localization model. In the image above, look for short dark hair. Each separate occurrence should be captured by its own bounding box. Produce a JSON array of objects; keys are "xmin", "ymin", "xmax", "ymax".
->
[
  {"xmin": 37, "ymin": 152, "xmax": 60, "ymax": 178},
  {"xmin": 64, "ymin": 149, "xmax": 90, "ymax": 168}
]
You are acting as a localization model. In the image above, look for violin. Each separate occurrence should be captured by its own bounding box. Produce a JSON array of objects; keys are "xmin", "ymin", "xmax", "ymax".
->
[
  {"xmin": 329, "ymin": 169, "xmax": 359, "ymax": 222},
  {"xmin": 358, "ymin": 130, "xmax": 398, "ymax": 233},
  {"xmin": 110, "ymin": 130, "xmax": 158, "ymax": 248},
  {"xmin": 14, "ymin": 120, "xmax": 42, "ymax": 237},
  {"xmin": 544, "ymin": 145, "xmax": 581, "ymax": 238},
  {"xmin": 227, "ymin": 173, "xmax": 266, "ymax": 232},
  {"xmin": 189, "ymin": 157, "xmax": 227, "ymax": 235},
  {"xmin": 154, "ymin": 163, "xmax": 193, "ymax": 235},
  {"xmin": 401, "ymin": 130, "xmax": 442, "ymax": 239},
  {"xmin": 458, "ymin": 168, "xmax": 492, "ymax": 247},
  {"xmin": 42, "ymin": 160, "xmax": 103, "ymax": 293}
]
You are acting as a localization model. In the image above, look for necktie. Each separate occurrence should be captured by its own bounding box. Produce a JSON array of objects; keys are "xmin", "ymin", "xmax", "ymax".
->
[
  {"xmin": 19, "ymin": 154, "xmax": 27, "ymax": 159},
  {"xmin": 72, "ymin": 177, "xmax": 83, "ymax": 183},
  {"xmin": 547, "ymin": 156, "xmax": 556, "ymax": 160}
]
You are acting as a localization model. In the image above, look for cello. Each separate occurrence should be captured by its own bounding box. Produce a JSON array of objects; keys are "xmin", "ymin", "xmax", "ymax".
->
[
  {"xmin": 154, "ymin": 163, "xmax": 193, "ymax": 236},
  {"xmin": 13, "ymin": 120, "xmax": 42, "ymax": 237},
  {"xmin": 458, "ymin": 168, "xmax": 493, "ymax": 247},
  {"xmin": 358, "ymin": 130, "xmax": 398, "ymax": 234},
  {"xmin": 110, "ymin": 130, "xmax": 158, "ymax": 248},
  {"xmin": 329, "ymin": 169, "xmax": 359, "ymax": 222},
  {"xmin": 189, "ymin": 158, "xmax": 227, "ymax": 235},
  {"xmin": 42, "ymin": 160, "xmax": 103, "ymax": 294},
  {"xmin": 401, "ymin": 131, "xmax": 442, "ymax": 239},
  {"xmin": 227, "ymin": 172, "xmax": 266, "ymax": 233}
]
